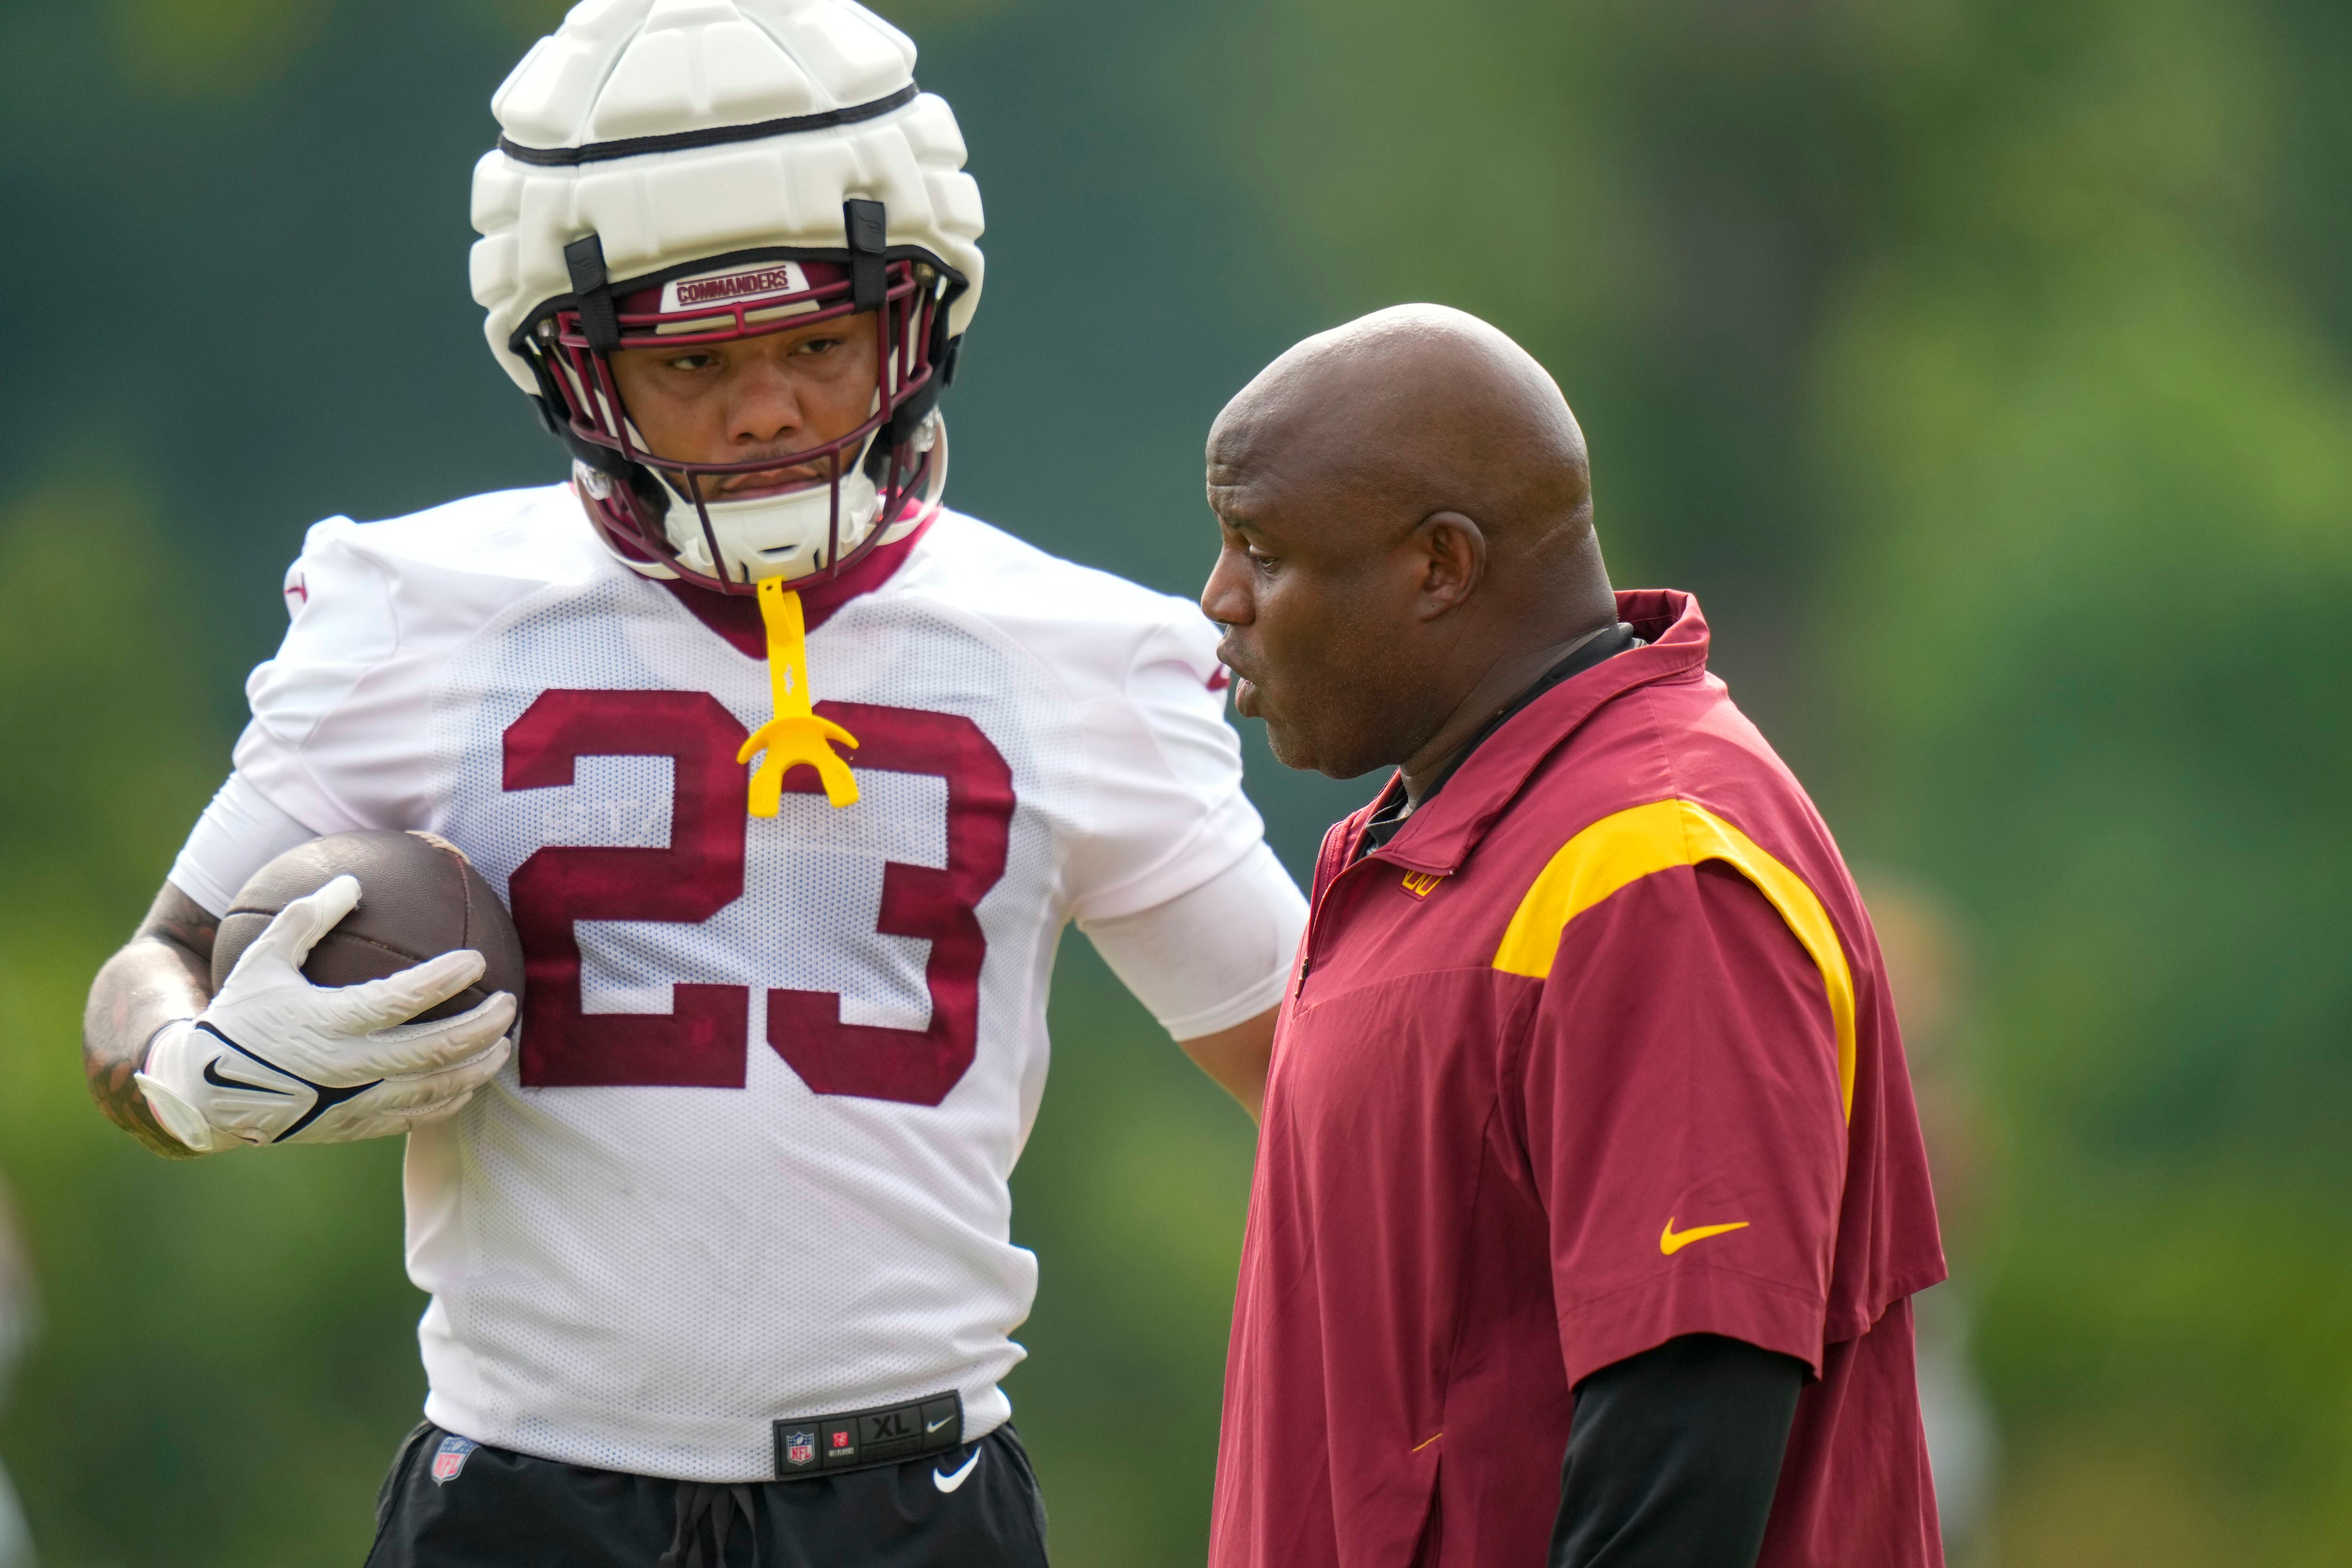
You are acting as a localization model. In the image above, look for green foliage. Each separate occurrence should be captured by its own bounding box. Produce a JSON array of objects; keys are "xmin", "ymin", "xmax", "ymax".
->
[
  {"xmin": 0, "ymin": 0, "xmax": 2344, "ymax": 1564},
  {"xmin": 104, "ymin": 0, "xmax": 338, "ymax": 98}
]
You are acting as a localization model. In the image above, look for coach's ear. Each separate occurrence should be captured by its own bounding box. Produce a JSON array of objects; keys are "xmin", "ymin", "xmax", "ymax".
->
[{"xmin": 1409, "ymin": 511, "xmax": 1488, "ymax": 621}]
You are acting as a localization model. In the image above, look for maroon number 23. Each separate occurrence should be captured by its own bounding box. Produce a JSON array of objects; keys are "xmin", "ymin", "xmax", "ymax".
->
[{"xmin": 501, "ymin": 690, "xmax": 1014, "ymax": 1106}]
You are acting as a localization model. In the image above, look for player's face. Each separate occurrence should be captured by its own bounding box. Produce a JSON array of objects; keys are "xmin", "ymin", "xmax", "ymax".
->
[
  {"xmin": 1201, "ymin": 470, "xmax": 1440, "ymax": 780},
  {"xmin": 606, "ymin": 311, "xmax": 882, "ymax": 500}
]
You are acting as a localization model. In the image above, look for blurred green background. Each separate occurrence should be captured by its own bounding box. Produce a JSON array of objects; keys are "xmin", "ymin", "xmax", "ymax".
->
[{"xmin": 0, "ymin": 0, "xmax": 2347, "ymax": 1563}]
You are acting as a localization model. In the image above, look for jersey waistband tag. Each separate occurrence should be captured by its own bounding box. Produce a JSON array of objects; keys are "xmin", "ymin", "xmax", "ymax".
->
[{"xmin": 773, "ymin": 1391, "xmax": 963, "ymax": 1479}]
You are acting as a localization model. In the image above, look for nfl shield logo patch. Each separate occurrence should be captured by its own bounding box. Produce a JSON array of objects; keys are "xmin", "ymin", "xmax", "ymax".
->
[
  {"xmin": 431, "ymin": 1435, "xmax": 478, "ymax": 1485},
  {"xmin": 784, "ymin": 1432, "xmax": 817, "ymax": 1469}
]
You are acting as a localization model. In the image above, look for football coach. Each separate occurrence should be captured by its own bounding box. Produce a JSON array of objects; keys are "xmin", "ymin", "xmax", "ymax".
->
[{"xmin": 1199, "ymin": 306, "xmax": 1949, "ymax": 1568}]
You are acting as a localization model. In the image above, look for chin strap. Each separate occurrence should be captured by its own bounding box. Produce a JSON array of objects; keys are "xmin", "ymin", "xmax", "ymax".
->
[{"xmin": 739, "ymin": 578, "xmax": 860, "ymax": 815}]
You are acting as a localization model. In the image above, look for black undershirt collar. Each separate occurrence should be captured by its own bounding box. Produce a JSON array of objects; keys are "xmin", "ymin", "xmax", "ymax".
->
[{"xmin": 1360, "ymin": 621, "xmax": 1643, "ymax": 854}]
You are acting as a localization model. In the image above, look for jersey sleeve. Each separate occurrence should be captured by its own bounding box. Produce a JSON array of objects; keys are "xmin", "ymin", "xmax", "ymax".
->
[
  {"xmin": 1062, "ymin": 609, "xmax": 1268, "ymax": 923},
  {"xmin": 230, "ymin": 519, "xmax": 438, "ymax": 836},
  {"xmin": 1512, "ymin": 860, "xmax": 1849, "ymax": 1387},
  {"xmin": 167, "ymin": 772, "xmax": 321, "ymax": 917},
  {"xmin": 1079, "ymin": 840, "xmax": 1305, "ymax": 1039}
]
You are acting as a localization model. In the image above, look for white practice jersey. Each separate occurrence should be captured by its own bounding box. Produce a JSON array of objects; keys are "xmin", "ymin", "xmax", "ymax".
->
[{"xmin": 171, "ymin": 484, "xmax": 1295, "ymax": 1480}]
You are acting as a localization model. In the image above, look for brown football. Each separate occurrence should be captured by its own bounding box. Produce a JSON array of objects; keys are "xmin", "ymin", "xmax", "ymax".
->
[{"xmin": 211, "ymin": 830, "xmax": 526, "ymax": 1024}]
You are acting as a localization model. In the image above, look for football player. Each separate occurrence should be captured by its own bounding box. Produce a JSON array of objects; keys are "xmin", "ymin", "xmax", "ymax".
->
[{"xmin": 78, "ymin": 4, "xmax": 1306, "ymax": 1564}]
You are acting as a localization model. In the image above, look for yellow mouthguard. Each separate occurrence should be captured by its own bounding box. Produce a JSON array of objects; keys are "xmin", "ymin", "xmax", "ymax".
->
[{"xmin": 737, "ymin": 577, "xmax": 859, "ymax": 815}]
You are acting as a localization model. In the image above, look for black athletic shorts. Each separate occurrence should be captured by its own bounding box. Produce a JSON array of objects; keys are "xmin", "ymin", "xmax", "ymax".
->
[{"xmin": 365, "ymin": 1421, "xmax": 1050, "ymax": 1568}]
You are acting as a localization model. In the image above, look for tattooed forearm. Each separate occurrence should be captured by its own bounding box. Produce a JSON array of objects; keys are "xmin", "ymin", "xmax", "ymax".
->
[{"xmin": 82, "ymin": 883, "xmax": 220, "ymax": 1159}]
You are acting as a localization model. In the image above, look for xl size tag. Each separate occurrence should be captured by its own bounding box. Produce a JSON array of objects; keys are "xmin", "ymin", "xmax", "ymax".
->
[{"xmin": 774, "ymin": 1391, "xmax": 962, "ymax": 1479}]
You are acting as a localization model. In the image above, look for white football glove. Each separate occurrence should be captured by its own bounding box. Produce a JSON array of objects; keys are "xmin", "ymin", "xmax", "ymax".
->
[{"xmin": 136, "ymin": 875, "xmax": 516, "ymax": 1153}]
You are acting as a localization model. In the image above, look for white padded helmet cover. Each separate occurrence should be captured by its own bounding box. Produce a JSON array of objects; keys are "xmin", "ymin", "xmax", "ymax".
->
[{"xmin": 469, "ymin": 0, "xmax": 985, "ymax": 395}]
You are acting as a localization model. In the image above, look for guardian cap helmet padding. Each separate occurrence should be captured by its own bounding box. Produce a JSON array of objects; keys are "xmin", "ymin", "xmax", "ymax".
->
[{"xmin": 469, "ymin": 0, "xmax": 985, "ymax": 595}]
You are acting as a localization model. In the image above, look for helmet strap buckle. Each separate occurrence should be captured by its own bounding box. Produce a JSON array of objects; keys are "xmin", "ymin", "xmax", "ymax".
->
[
  {"xmin": 844, "ymin": 199, "xmax": 888, "ymax": 314},
  {"xmin": 563, "ymin": 233, "xmax": 623, "ymax": 355}
]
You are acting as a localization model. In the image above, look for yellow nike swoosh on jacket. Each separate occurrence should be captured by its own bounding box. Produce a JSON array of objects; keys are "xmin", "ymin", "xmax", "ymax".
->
[{"xmin": 1659, "ymin": 1218, "xmax": 1749, "ymax": 1255}]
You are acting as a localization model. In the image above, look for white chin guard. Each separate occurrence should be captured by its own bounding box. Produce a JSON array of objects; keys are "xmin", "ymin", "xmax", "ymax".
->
[
  {"xmin": 654, "ymin": 462, "xmax": 884, "ymax": 586},
  {"xmin": 575, "ymin": 413, "xmax": 945, "ymax": 587}
]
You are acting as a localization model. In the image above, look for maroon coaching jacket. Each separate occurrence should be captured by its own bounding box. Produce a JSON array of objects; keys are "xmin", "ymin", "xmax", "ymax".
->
[{"xmin": 1209, "ymin": 591, "xmax": 1947, "ymax": 1568}]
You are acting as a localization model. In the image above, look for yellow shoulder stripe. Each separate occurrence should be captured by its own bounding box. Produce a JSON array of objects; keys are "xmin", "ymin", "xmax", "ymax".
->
[{"xmin": 1491, "ymin": 798, "xmax": 1856, "ymax": 1120}]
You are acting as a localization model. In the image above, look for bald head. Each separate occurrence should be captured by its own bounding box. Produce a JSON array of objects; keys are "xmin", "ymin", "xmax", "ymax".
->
[
  {"xmin": 1208, "ymin": 303, "xmax": 1592, "ymax": 556},
  {"xmin": 1200, "ymin": 305, "xmax": 1617, "ymax": 784}
]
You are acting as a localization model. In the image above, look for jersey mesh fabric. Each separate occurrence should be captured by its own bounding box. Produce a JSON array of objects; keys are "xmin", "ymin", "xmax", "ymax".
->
[{"xmin": 194, "ymin": 486, "xmax": 1271, "ymax": 1480}]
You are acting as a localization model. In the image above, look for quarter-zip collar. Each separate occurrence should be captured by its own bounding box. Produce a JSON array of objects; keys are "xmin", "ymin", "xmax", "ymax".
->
[{"xmin": 1355, "ymin": 589, "xmax": 1713, "ymax": 876}]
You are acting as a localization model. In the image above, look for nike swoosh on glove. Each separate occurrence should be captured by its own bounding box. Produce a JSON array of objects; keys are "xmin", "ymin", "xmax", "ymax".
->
[{"xmin": 136, "ymin": 875, "xmax": 516, "ymax": 1152}]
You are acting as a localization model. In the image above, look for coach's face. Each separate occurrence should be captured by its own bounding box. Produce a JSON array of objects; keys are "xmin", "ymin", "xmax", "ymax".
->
[
  {"xmin": 1201, "ymin": 449, "xmax": 1447, "ymax": 780},
  {"xmin": 607, "ymin": 310, "xmax": 881, "ymax": 499}
]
